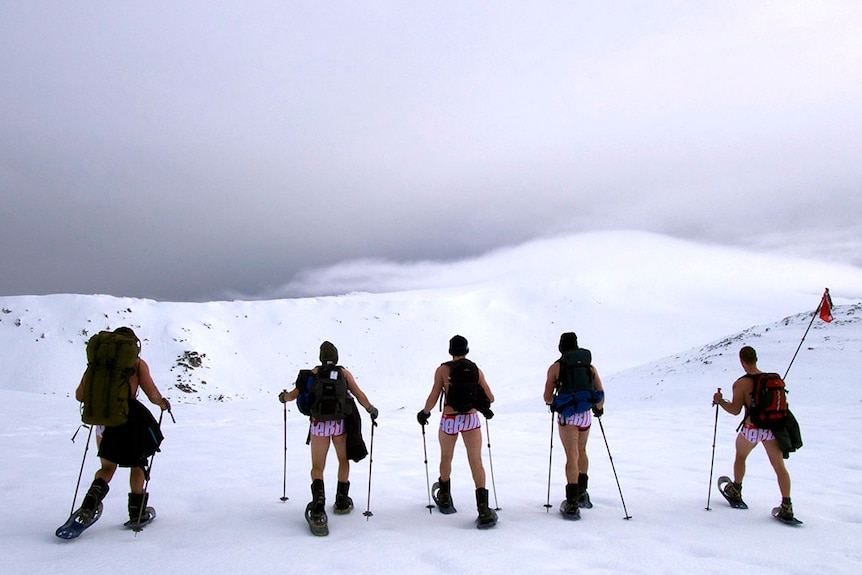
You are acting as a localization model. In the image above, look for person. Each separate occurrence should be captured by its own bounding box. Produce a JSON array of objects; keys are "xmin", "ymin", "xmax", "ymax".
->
[
  {"xmin": 543, "ymin": 332, "xmax": 605, "ymax": 519},
  {"xmin": 417, "ymin": 335, "xmax": 497, "ymax": 528},
  {"xmin": 713, "ymin": 345, "xmax": 795, "ymax": 520},
  {"xmin": 74, "ymin": 327, "xmax": 170, "ymax": 526},
  {"xmin": 279, "ymin": 341, "xmax": 378, "ymax": 534}
]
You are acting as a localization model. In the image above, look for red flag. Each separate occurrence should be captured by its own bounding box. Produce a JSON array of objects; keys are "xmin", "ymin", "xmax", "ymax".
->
[{"xmin": 819, "ymin": 288, "xmax": 833, "ymax": 322}]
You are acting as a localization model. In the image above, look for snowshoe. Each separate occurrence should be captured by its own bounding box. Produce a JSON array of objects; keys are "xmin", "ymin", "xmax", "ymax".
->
[
  {"xmin": 431, "ymin": 481, "xmax": 456, "ymax": 514},
  {"xmin": 717, "ymin": 476, "xmax": 748, "ymax": 509},
  {"xmin": 772, "ymin": 504, "xmax": 803, "ymax": 526},
  {"xmin": 578, "ymin": 491, "xmax": 593, "ymax": 509},
  {"xmin": 124, "ymin": 507, "xmax": 156, "ymax": 531},
  {"xmin": 476, "ymin": 510, "xmax": 498, "ymax": 529},
  {"xmin": 55, "ymin": 503, "xmax": 103, "ymax": 540},
  {"xmin": 305, "ymin": 503, "xmax": 329, "ymax": 536},
  {"xmin": 333, "ymin": 497, "xmax": 353, "ymax": 515},
  {"xmin": 559, "ymin": 499, "xmax": 581, "ymax": 521}
]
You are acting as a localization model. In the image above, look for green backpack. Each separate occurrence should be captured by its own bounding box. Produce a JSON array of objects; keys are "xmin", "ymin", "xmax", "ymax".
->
[{"xmin": 81, "ymin": 328, "xmax": 141, "ymax": 426}]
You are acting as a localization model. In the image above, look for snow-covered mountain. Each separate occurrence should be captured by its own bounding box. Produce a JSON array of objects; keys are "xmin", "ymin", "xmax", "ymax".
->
[{"xmin": 2, "ymin": 231, "xmax": 861, "ymax": 575}]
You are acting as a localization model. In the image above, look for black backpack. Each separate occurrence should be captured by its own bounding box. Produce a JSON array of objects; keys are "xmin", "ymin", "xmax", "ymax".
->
[
  {"xmin": 747, "ymin": 372, "xmax": 789, "ymax": 430},
  {"xmin": 551, "ymin": 348, "xmax": 601, "ymax": 417},
  {"xmin": 308, "ymin": 365, "xmax": 352, "ymax": 421},
  {"xmin": 445, "ymin": 358, "xmax": 490, "ymax": 414},
  {"xmin": 557, "ymin": 349, "xmax": 595, "ymax": 395}
]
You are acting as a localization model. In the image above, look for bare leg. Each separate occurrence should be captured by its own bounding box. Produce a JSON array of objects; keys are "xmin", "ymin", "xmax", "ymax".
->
[
  {"xmin": 438, "ymin": 427, "xmax": 458, "ymax": 482},
  {"xmin": 462, "ymin": 427, "xmax": 486, "ymax": 489},
  {"xmin": 94, "ymin": 458, "xmax": 118, "ymax": 485},
  {"xmin": 733, "ymin": 432, "xmax": 757, "ymax": 485},
  {"xmin": 310, "ymin": 435, "xmax": 331, "ymax": 481},
  {"xmin": 559, "ymin": 424, "xmax": 581, "ymax": 484},
  {"xmin": 763, "ymin": 439, "xmax": 791, "ymax": 498},
  {"xmin": 331, "ymin": 434, "xmax": 350, "ymax": 483},
  {"xmin": 577, "ymin": 427, "xmax": 590, "ymax": 475},
  {"xmin": 129, "ymin": 467, "xmax": 146, "ymax": 494}
]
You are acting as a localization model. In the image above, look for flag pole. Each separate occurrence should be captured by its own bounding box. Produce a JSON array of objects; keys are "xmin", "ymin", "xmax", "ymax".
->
[{"xmin": 782, "ymin": 288, "xmax": 830, "ymax": 380}]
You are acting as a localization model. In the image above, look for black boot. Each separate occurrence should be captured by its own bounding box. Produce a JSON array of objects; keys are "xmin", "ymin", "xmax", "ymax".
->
[
  {"xmin": 776, "ymin": 497, "xmax": 795, "ymax": 520},
  {"xmin": 79, "ymin": 478, "xmax": 109, "ymax": 522},
  {"xmin": 334, "ymin": 481, "xmax": 353, "ymax": 514},
  {"xmin": 305, "ymin": 479, "xmax": 329, "ymax": 536},
  {"xmin": 577, "ymin": 473, "xmax": 592, "ymax": 508},
  {"xmin": 311, "ymin": 479, "xmax": 326, "ymax": 513},
  {"xmin": 722, "ymin": 481, "xmax": 744, "ymax": 504},
  {"xmin": 127, "ymin": 492, "xmax": 153, "ymax": 525},
  {"xmin": 562, "ymin": 483, "xmax": 581, "ymax": 518},
  {"xmin": 475, "ymin": 487, "xmax": 498, "ymax": 529},
  {"xmin": 436, "ymin": 478, "xmax": 452, "ymax": 509}
]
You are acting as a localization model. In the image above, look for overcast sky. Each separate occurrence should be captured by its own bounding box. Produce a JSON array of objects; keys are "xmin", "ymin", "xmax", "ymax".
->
[{"xmin": 2, "ymin": 1, "xmax": 861, "ymax": 301}]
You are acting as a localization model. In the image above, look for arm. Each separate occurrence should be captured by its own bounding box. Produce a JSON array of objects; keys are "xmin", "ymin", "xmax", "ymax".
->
[
  {"xmin": 543, "ymin": 363, "xmax": 558, "ymax": 405},
  {"xmin": 344, "ymin": 369, "xmax": 372, "ymax": 411},
  {"xmin": 714, "ymin": 377, "xmax": 747, "ymax": 415},
  {"xmin": 477, "ymin": 368, "xmax": 494, "ymax": 403},
  {"xmin": 75, "ymin": 371, "xmax": 87, "ymax": 402},
  {"xmin": 592, "ymin": 367, "xmax": 605, "ymax": 410},
  {"xmin": 279, "ymin": 387, "xmax": 299, "ymax": 402},
  {"xmin": 422, "ymin": 365, "xmax": 447, "ymax": 414},
  {"xmin": 136, "ymin": 359, "xmax": 169, "ymax": 410}
]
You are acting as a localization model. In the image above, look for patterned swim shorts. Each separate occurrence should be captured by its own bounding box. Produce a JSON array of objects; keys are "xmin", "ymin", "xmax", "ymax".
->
[
  {"xmin": 440, "ymin": 412, "xmax": 482, "ymax": 435},
  {"xmin": 309, "ymin": 419, "xmax": 346, "ymax": 437},
  {"xmin": 557, "ymin": 409, "xmax": 592, "ymax": 431},
  {"xmin": 739, "ymin": 423, "xmax": 775, "ymax": 444}
]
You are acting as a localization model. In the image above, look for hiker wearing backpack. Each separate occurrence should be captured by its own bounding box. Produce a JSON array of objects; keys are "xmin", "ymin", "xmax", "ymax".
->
[
  {"xmin": 543, "ymin": 332, "xmax": 605, "ymax": 520},
  {"xmin": 73, "ymin": 327, "xmax": 170, "ymax": 529},
  {"xmin": 417, "ymin": 335, "xmax": 498, "ymax": 528},
  {"xmin": 278, "ymin": 341, "xmax": 378, "ymax": 536},
  {"xmin": 712, "ymin": 346, "xmax": 795, "ymax": 521}
]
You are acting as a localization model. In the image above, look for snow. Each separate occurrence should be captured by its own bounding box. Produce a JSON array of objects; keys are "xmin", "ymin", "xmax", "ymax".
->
[{"xmin": 1, "ymin": 231, "xmax": 861, "ymax": 574}]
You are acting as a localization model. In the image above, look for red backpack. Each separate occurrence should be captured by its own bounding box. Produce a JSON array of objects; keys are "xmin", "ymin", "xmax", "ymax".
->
[{"xmin": 747, "ymin": 372, "xmax": 789, "ymax": 430}]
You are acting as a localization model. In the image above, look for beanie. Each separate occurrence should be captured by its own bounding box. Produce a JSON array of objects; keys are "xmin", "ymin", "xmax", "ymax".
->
[
  {"xmin": 448, "ymin": 335, "xmax": 469, "ymax": 356},
  {"xmin": 319, "ymin": 341, "xmax": 338, "ymax": 364},
  {"xmin": 558, "ymin": 332, "xmax": 578, "ymax": 353}
]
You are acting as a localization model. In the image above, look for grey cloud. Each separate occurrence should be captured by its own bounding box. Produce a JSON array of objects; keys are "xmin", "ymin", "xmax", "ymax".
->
[{"xmin": 2, "ymin": 2, "xmax": 860, "ymax": 300}]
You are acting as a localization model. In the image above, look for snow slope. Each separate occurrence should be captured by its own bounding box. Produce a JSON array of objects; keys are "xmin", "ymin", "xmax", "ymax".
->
[{"xmin": 1, "ymin": 231, "xmax": 861, "ymax": 574}]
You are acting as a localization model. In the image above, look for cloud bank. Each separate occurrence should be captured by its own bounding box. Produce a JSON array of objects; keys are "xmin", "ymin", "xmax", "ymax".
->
[{"xmin": 2, "ymin": 1, "xmax": 860, "ymax": 300}]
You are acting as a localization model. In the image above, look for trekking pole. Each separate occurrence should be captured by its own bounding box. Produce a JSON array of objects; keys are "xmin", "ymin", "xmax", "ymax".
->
[
  {"xmin": 484, "ymin": 418, "xmax": 500, "ymax": 511},
  {"xmin": 705, "ymin": 388, "xmax": 721, "ymax": 511},
  {"xmin": 597, "ymin": 416, "xmax": 632, "ymax": 520},
  {"xmin": 783, "ymin": 288, "xmax": 830, "ymax": 381},
  {"xmin": 544, "ymin": 410, "xmax": 554, "ymax": 512},
  {"xmin": 133, "ymin": 409, "xmax": 166, "ymax": 534},
  {"xmin": 280, "ymin": 395, "xmax": 289, "ymax": 502},
  {"xmin": 363, "ymin": 419, "xmax": 377, "ymax": 520},
  {"xmin": 421, "ymin": 425, "xmax": 434, "ymax": 514},
  {"xmin": 68, "ymin": 424, "xmax": 95, "ymax": 516}
]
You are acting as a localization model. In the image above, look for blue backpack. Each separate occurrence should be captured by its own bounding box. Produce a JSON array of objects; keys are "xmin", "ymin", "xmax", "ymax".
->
[
  {"xmin": 551, "ymin": 349, "xmax": 603, "ymax": 417},
  {"xmin": 293, "ymin": 369, "xmax": 314, "ymax": 416}
]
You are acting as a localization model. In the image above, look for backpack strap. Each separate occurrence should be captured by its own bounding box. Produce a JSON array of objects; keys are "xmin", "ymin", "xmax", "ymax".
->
[
  {"xmin": 439, "ymin": 360, "xmax": 455, "ymax": 412},
  {"xmin": 556, "ymin": 356, "xmax": 569, "ymax": 391},
  {"xmin": 735, "ymin": 373, "xmax": 758, "ymax": 432}
]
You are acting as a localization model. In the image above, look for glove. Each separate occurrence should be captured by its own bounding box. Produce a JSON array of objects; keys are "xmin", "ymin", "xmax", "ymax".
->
[
  {"xmin": 479, "ymin": 406, "xmax": 494, "ymax": 420},
  {"xmin": 278, "ymin": 390, "xmax": 289, "ymax": 404},
  {"xmin": 592, "ymin": 406, "xmax": 603, "ymax": 418},
  {"xmin": 161, "ymin": 398, "xmax": 171, "ymax": 412},
  {"xmin": 367, "ymin": 405, "xmax": 379, "ymax": 420},
  {"xmin": 417, "ymin": 410, "xmax": 430, "ymax": 426}
]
